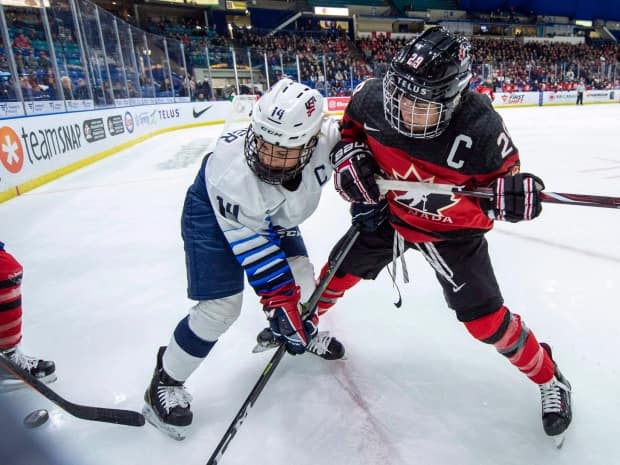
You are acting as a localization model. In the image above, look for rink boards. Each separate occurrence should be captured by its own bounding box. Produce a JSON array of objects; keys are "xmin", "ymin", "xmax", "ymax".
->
[
  {"xmin": 0, "ymin": 100, "xmax": 237, "ymax": 203},
  {"xmin": 1, "ymin": 91, "xmax": 618, "ymax": 203}
]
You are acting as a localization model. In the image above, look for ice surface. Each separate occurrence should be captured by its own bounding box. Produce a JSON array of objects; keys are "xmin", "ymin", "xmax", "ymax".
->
[{"xmin": 1, "ymin": 104, "xmax": 619, "ymax": 465}]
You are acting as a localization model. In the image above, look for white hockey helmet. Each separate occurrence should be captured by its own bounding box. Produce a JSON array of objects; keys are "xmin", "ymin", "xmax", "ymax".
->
[{"xmin": 245, "ymin": 78, "xmax": 323, "ymax": 184}]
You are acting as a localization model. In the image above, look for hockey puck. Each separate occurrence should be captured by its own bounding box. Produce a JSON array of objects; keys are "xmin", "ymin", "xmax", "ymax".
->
[{"xmin": 23, "ymin": 409, "xmax": 49, "ymax": 429}]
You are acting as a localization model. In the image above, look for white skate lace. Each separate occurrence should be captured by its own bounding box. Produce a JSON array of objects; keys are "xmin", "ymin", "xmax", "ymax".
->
[
  {"xmin": 306, "ymin": 331, "xmax": 332, "ymax": 356},
  {"xmin": 8, "ymin": 349, "xmax": 39, "ymax": 371},
  {"xmin": 540, "ymin": 378, "xmax": 569, "ymax": 414},
  {"xmin": 157, "ymin": 385, "xmax": 193, "ymax": 413},
  {"xmin": 391, "ymin": 231, "xmax": 410, "ymax": 284}
]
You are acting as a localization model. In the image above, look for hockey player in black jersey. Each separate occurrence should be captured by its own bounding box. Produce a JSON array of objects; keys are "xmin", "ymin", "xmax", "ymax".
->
[{"xmin": 315, "ymin": 27, "xmax": 572, "ymax": 445}]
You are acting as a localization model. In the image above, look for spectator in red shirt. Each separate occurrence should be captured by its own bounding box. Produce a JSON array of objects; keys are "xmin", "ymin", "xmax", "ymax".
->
[
  {"xmin": 475, "ymin": 82, "xmax": 495, "ymax": 102},
  {"xmin": 13, "ymin": 33, "xmax": 31, "ymax": 51}
]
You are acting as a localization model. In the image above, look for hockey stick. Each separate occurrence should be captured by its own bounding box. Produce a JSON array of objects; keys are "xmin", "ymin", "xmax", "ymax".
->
[
  {"xmin": 206, "ymin": 224, "xmax": 361, "ymax": 465},
  {"xmin": 0, "ymin": 354, "xmax": 145, "ymax": 427},
  {"xmin": 376, "ymin": 179, "xmax": 620, "ymax": 210}
]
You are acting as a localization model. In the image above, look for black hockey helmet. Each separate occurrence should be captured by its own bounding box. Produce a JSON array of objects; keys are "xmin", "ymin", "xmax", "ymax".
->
[{"xmin": 383, "ymin": 26, "xmax": 472, "ymax": 139}]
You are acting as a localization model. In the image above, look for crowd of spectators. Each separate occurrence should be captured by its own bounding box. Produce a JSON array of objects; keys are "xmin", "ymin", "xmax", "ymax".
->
[
  {"xmin": 2, "ymin": 4, "xmax": 620, "ymax": 103},
  {"xmin": 185, "ymin": 27, "xmax": 619, "ymax": 97},
  {"xmin": 1, "ymin": 15, "xmax": 185, "ymax": 102},
  {"xmin": 0, "ymin": 7, "xmax": 88, "ymax": 102},
  {"xmin": 143, "ymin": 16, "xmax": 208, "ymax": 47},
  {"xmin": 469, "ymin": 38, "xmax": 619, "ymax": 91},
  {"xmin": 230, "ymin": 26, "xmax": 366, "ymax": 96},
  {"xmin": 178, "ymin": 25, "xmax": 366, "ymax": 97},
  {"xmin": 357, "ymin": 35, "xmax": 409, "ymax": 77},
  {"xmin": 353, "ymin": 33, "xmax": 619, "ymax": 93}
]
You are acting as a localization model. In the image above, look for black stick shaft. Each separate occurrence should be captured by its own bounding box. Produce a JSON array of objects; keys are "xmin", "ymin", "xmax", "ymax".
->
[
  {"xmin": 539, "ymin": 192, "xmax": 620, "ymax": 209},
  {"xmin": 376, "ymin": 179, "xmax": 620, "ymax": 210},
  {"xmin": 206, "ymin": 225, "xmax": 360, "ymax": 465}
]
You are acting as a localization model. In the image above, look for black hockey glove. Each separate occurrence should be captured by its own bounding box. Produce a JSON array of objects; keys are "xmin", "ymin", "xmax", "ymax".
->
[
  {"xmin": 330, "ymin": 140, "xmax": 381, "ymax": 204},
  {"xmin": 487, "ymin": 173, "xmax": 545, "ymax": 222},
  {"xmin": 351, "ymin": 201, "xmax": 388, "ymax": 232}
]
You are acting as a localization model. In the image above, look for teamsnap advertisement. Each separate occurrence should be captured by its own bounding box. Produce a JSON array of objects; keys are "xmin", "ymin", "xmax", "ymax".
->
[{"xmin": 0, "ymin": 101, "xmax": 231, "ymax": 200}]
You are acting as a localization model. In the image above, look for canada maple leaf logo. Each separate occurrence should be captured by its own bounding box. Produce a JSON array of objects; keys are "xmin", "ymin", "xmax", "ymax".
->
[{"xmin": 389, "ymin": 165, "xmax": 460, "ymax": 217}]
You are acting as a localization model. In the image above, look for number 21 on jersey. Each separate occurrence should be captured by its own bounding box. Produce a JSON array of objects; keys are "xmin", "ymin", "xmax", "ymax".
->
[{"xmin": 446, "ymin": 128, "xmax": 514, "ymax": 169}]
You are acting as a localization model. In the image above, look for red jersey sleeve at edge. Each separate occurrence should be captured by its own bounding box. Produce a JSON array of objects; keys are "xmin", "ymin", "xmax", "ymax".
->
[{"xmin": 340, "ymin": 108, "xmax": 368, "ymax": 144}]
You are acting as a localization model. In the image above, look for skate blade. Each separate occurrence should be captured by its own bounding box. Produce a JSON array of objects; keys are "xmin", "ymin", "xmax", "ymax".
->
[
  {"xmin": 251, "ymin": 344, "xmax": 348, "ymax": 360},
  {"xmin": 252, "ymin": 341, "xmax": 279, "ymax": 353},
  {"xmin": 0, "ymin": 373, "xmax": 57, "ymax": 393},
  {"xmin": 252, "ymin": 346, "xmax": 348, "ymax": 360},
  {"xmin": 142, "ymin": 404, "xmax": 189, "ymax": 441},
  {"xmin": 308, "ymin": 351, "xmax": 347, "ymax": 361},
  {"xmin": 553, "ymin": 433, "xmax": 566, "ymax": 449},
  {"xmin": 252, "ymin": 330, "xmax": 335, "ymax": 354},
  {"xmin": 252, "ymin": 332, "xmax": 347, "ymax": 360}
]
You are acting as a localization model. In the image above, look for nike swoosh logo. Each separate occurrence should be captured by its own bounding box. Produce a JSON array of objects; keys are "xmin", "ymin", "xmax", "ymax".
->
[
  {"xmin": 452, "ymin": 283, "xmax": 466, "ymax": 293},
  {"xmin": 193, "ymin": 105, "xmax": 213, "ymax": 118},
  {"xmin": 363, "ymin": 122, "xmax": 380, "ymax": 131}
]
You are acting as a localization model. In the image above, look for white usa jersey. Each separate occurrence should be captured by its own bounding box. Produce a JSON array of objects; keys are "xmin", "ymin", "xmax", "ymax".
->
[{"xmin": 203, "ymin": 117, "xmax": 340, "ymax": 296}]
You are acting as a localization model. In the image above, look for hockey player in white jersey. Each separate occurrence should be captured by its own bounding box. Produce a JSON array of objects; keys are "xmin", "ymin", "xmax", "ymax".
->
[{"xmin": 143, "ymin": 79, "xmax": 344, "ymax": 440}]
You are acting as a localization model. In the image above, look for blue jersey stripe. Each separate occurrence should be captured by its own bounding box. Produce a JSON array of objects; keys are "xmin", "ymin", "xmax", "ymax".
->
[
  {"xmin": 259, "ymin": 277, "xmax": 295, "ymax": 295},
  {"xmin": 248, "ymin": 263, "xmax": 291, "ymax": 287},
  {"xmin": 244, "ymin": 252, "xmax": 286, "ymax": 276},
  {"xmin": 224, "ymin": 225, "xmax": 294, "ymax": 296},
  {"xmin": 235, "ymin": 241, "xmax": 278, "ymax": 265},
  {"xmin": 228, "ymin": 232, "xmax": 262, "ymax": 249}
]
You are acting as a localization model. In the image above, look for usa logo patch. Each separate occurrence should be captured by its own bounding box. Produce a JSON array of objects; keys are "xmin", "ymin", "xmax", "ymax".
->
[
  {"xmin": 458, "ymin": 43, "xmax": 470, "ymax": 63},
  {"xmin": 305, "ymin": 96, "xmax": 317, "ymax": 117}
]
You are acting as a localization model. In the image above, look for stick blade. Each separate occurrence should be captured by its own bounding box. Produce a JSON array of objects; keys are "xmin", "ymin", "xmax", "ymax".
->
[{"xmin": 71, "ymin": 407, "xmax": 146, "ymax": 427}]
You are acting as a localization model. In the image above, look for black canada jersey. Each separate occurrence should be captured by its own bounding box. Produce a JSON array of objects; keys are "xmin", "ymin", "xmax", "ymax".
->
[{"xmin": 341, "ymin": 78, "xmax": 520, "ymax": 242}]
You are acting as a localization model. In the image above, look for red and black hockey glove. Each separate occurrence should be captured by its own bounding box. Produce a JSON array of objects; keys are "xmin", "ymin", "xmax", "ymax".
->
[
  {"xmin": 261, "ymin": 284, "xmax": 318, "ymax": 355},
  {"xmin": 488, "ymin": 173, "xmax": 545, "ymax": 222},
  {"xmin": 330, "ymin": 141, "xmax": 381, "ymax": 204}
]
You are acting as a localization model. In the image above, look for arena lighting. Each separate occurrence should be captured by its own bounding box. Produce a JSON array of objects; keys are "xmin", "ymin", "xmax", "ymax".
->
[
  {"xmin": 314, "ymin": 6, "xmax": 349, "ymax": 16},
  {"xmin": 575, "ymin": 19, "xmax": 592, "ymax": 27},
  {"xmin": 226, "ymin": 0, "xmax": 247, "ymax": 9},
  {"xmin": 154, "ymin": 0, "xmax": 219, "ymax": 4},
  {"xmin": 0, "ymin": 0, "xmax": 50, "ymax": 6}
]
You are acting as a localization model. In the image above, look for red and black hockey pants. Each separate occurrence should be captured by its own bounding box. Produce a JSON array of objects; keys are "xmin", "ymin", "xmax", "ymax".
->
[
  {"xmin": 317, "ymin": 222, "xmax": 554, "ymax": 384},
  {"xmin": 0, "ymin": 249, "xmax": 23, "ymax": 350}
]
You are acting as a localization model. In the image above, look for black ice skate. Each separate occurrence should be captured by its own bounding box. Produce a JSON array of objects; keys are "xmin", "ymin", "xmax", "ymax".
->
[
  {"xmin": 539, "ymin": 343, "xmax": 572, "ymax": 448},
  {"xmin": 252, "ymin": 328, "xmax": 345, "ymax": 360},
  {"xmin": 143, "ymin": 346, "xmax": 193, "ymax": 441},
  {"xmin": 306, "ymin": 331, "xmax": 346, "ymax": 360},
  {"xmin": 0, "ymin": 346, "xmax": 56, "ymax": 392},
  {"xmin": 252, "ymin": 327, "xmax": 280, "ymax": 353}
]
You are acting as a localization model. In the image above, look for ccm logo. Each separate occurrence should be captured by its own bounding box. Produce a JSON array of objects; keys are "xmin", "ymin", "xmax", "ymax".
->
[{"xmin": 260, "ymin": 126, "xmax": 283, "ymax": 137}]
